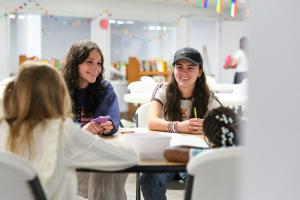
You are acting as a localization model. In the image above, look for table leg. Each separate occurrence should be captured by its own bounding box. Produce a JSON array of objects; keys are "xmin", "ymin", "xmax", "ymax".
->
[{"xmin": 136, "ymin": 172, "xmax": 141, "ymax": 200}]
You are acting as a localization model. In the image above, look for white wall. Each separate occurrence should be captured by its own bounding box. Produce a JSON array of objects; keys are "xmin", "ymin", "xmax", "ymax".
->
[
  {"xmin": 188, "ymin": 19, "xmax": 220, "ymax": 78},
  {"xmin": 242, "ymin": 1, "xmax": 300, "ymax": 200},
  {"xmin": 1, "ymin": 0, "xmax": 247, "ymax": 82},
  {"xmin": 187, "ymin": 18, "xmax": 247, "ymax": 82},
  {"xmin": 91, "ymin": 16, "xmax": 111, "ymax": 80},
  {"xmin": 42, "ymin": 16, "xmax": 91, "ymax": 60},
  {"xmin": 16, "ymin": 14, "xmax": 41, "ymax": 58},
  {"xmin": 25, "ymin": 15, "xmax": 41, "ymax": 58},
  {"xmin": 8, "ymin": 14, "xmax": 41, "ymax": 73},
  {"xmin": 0, "ymin": 12, "xmax": 10, "ymax": 79},
  {"xmin": 111, "ymin": 20, "xmax": 176, "ymax": 63}
]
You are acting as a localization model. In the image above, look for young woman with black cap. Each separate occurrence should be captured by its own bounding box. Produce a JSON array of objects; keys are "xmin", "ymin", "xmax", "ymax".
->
[{"xmin": 140, "ymin": 47, "xmax": 222, "ymax": 200}]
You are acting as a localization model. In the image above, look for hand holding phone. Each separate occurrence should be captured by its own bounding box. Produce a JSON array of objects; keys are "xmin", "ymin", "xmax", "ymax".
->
[{"xmin": 92, "ymin": 116, "xmax": 110, "ymax": 124}]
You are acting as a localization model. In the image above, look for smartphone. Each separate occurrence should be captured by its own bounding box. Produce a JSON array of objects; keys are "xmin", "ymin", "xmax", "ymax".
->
[{"xmin": 92, "ymin": 116, "xmax": 110, "ymax": 124}]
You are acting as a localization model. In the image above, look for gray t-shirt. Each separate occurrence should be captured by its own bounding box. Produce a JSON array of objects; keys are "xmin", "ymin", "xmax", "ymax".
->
[{"xmin": 151, "ymin": 82, "xmax": 221, "ymax": 120}]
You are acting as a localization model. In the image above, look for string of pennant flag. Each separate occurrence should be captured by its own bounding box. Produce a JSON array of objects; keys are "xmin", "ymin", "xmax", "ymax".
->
[{"xmin": 0, "ymin": 0, "xmax": 240, "ymax": 19}]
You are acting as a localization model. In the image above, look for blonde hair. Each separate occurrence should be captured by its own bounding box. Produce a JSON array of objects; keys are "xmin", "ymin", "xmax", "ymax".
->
[{"xmin": 4, "ymin": 62, "xmax": 72, "ymax": 159}]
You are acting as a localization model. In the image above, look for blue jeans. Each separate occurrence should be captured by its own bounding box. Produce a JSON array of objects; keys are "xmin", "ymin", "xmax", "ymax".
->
[{"xmin": 140, "ymin": 172, "xmax": 187, "ymax": 200}]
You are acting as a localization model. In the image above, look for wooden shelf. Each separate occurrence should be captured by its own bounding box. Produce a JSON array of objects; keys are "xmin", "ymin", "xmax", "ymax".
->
[
  {"xmin": 127, "ymin": 57, "xmax": 169, "ymax": 83},
  {"xmin": 126, "ymin": 57, "xmax": 169, "ymax": 120},
  {"xmin": 140, "ymin": 71, "xmax": 169, "ymax": 76}
]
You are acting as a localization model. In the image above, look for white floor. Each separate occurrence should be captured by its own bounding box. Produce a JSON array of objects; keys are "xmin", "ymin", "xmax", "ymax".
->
[
  {"xmin": 125, "ymin": 174, "xmax": 184, "ymax": 200},
  {"xmin": 78, "ymin": 173, "xmax": 185, "ymax": 200}
]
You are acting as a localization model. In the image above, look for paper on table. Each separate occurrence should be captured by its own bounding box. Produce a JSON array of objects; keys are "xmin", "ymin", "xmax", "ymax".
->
[
  {"xmin": 170, "ymin": 134, "xmax": 208, "ymax": 148},
  {"xmin": 125, "ymin": 133, "xmax": 171, "ymax": 160}
]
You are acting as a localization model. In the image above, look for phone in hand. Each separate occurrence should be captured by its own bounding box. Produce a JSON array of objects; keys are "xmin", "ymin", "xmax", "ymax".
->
[{"xmin": 92, "ymin": 116, "xmax": 110, "ymax": 124}]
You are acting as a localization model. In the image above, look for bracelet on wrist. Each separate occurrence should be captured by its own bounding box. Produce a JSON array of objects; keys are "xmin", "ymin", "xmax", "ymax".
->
[
  {"xmin": 167, "ymin": 122, "xmax": 173, "ymax": 132},
  {"xmin": 173, "ymin": 121, "xmax": 179, "ymax": 133},
  {"xmin": 167, "ymin": 121, "xmax": 179, "ymax": 133}
]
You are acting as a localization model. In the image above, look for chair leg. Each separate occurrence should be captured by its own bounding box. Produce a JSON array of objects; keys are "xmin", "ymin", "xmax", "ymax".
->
[
  {"xmin": 184, "ymin": 175, "xmax": 194, "ymax": 200},
  {"xmin": 136, "ymin": 172, "xmax": 141, "ymax": 200}
]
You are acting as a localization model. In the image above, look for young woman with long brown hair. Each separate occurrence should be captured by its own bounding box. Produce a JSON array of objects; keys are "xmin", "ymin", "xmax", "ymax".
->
[{"xmin": 140, "ymin": 47, "xmax": 222, "ymax": 200}]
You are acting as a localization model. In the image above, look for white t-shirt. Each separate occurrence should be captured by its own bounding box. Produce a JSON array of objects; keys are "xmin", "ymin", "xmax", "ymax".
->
[
  {"xmin": 0, "ymin": 118, "xmax": 138, "ymax": 200},
  {"xmin": 234, "ymin": 49, "xmax": 249, "ymax": 72},
  {"xmin": 151, "ymin": 83, "xmax": 221, "ymax": 120}
]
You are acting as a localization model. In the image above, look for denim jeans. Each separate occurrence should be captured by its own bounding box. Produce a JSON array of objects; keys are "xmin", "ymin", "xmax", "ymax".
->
[{"xmin": 140, "ymin": 172, "xmax": 187, "ymax": 200}]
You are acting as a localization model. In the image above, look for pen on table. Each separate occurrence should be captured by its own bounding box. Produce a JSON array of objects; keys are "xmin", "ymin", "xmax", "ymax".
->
[
  {"xmin": 194, "ymin": 107, "xmax": 198, "ymax": 118},
  {"xmin": 121, "ymin": 130, "xmax": 135, "ymax": 134}
]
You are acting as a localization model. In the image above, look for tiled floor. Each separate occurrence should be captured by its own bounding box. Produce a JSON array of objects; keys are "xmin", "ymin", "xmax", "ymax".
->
[
  {"xmin": 78, "ymin": 173, "xmax": 185, "ymax": 200},
  {"xmin": 125, "ymin": 174, "xmax": 184, "ymax": 200}
]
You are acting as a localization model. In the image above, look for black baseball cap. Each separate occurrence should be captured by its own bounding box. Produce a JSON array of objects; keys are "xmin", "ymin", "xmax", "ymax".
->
[{"xmin": 172, "ymin": 47, "xmax": 203, "ymax": 67}]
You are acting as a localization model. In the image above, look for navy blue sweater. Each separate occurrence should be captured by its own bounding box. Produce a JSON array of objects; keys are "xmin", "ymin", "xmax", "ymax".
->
[{"xmin": 74, "ymin": 80, "xmax": 120, "ymax": 136}]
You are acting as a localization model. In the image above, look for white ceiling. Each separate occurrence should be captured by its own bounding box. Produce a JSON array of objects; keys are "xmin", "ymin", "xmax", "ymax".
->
[
  {"xmin": 0, "ymin": 0, "xmax": 248, "ymax": 7},
  {"xmin": 126, "ymin": 0, "xmax": 248, "ymax": 8},
  {"xmin": 0, "ymin": 0, "xmax": 249, "ymax": 21}
]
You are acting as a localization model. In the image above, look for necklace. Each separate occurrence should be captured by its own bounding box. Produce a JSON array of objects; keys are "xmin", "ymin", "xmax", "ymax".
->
[{"xmin": 181, "ymin": 96, "xmax": 193, "ymax": 100}]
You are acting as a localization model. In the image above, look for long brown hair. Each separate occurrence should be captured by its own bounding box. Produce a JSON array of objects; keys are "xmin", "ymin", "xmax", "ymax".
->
[
  {"xmin": 4, "ymin": 63, "xmax": 72, "ymax": 159},
  {"xmin": 62, "ymin": 40, "xmax": 105, "ymax": 117},
  {"xmin": 164, "ymin": 69, "xmax": 211, "ymax": 121}
]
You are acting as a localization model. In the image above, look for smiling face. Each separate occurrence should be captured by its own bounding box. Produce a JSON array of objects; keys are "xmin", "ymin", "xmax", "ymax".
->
[
  {"xmin": 78, "ymin": 48, "xmax": 102, "ymax": 88},
  {"xmin": 174, "ymin": 59, "xmax": 202, "ymax": 90}
]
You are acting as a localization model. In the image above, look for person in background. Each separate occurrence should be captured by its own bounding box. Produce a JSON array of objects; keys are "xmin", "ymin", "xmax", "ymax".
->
[
  {"xmin": 224, "ymin": 36, "xmax": 249, "ymax": 84},
  {"xmin": 0, "ymin": 63, "xmax": 138, "ymax": 200},
  {"xmin": 164, "ymin": 106, "xmax": 241, "ymax": 163},
  {"xmin": 140, "ymin": 47, "xmax": 222, "ymax": 200},
  {"xmin": 62, "ymin": 40, "xmax": 127, "ymax": 200}
]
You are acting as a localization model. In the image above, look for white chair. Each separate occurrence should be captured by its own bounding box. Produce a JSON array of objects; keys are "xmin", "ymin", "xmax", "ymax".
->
[
  {"xmin": 140, "ymin": 76, "xmax": 157, "ymax": 83},
  {"xmin": 206, "ymin": 75, "xmax": 217, "ymax": 89},
  {"xmin": 135, "ymin": 102, "xmax": 151, "ymax": 127},
  {"xmin": 125, "ymin": 81, "xmax": 157, "ymax": 121},
  {"xmin": 184, "ymin": 147, "xmax": 242, "ymax": 200},
  {"xmin": 134, "ymin": 102, "xmax": 151, "ymax": 200},
  {"xmin": 232, "ymin": 78, "xmax": 248, "ymax": 96},
  {"xmin": 134, "ymin": 102, "xmax": 185, "ymax": 200},
  {"xmin": 0, "ymin": 151, "xmax": 47, "ymax": 200},
  {"xmin": 127, "ymin": 80, "xmax": 157, "ymax": 94},
  {"xmin": 232, "ymin": 79, "xmax": 248, "ymax": 115}
]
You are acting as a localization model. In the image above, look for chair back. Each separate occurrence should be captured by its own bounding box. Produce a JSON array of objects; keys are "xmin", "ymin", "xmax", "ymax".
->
[
  {"xmin": 185, "ymin": 147, "xmax": 242, "ymax": 200},
  {"xmin": 233, "ymin": 78, "xmax": 248, "ymax": 95},
  {"xmin": 140, "ymin": 76, "xmax": 157, "ymax": 83},
  {"xmin": 127, "ymin": 81, "xmax": 157, "ymax": 93},
  {"xmin": 0, "ymin": 151, "xmax": 47, "ymax": 200},
  {"xmin": 135, "ymin": 102, "xmax": 151, "ymax": 127}
]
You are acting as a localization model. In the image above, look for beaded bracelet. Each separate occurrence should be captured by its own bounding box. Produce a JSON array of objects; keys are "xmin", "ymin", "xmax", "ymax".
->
[
  {"xmin": 167, "ymin": 121, "xmax": 179, "ymax": 133},
  {"xmin": 173, "ymin": 121, "xmax": 179, "ymax": 133},
  {"xmin": 167, "ymin": 122, "xmax": 173, "ymax": 132}
]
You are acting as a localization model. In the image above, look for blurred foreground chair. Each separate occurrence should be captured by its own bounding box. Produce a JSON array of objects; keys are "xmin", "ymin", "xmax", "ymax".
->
[
  {"xmin": 0, "ymin": 151, "xmax": 47, "ymax": 200},
  {"xmin": 185, "ymin": 147, "xmax": 242, "ymax": 200}
]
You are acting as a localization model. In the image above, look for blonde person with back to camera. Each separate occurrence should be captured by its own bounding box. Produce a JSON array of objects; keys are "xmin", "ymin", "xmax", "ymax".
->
[
  {"xmin": 0, "ymin": 63, "xmax": 138, "ymax": 200},
  {"xmin": 140, "ymin": 47, "xmax": 222, "ymax": 200}
]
